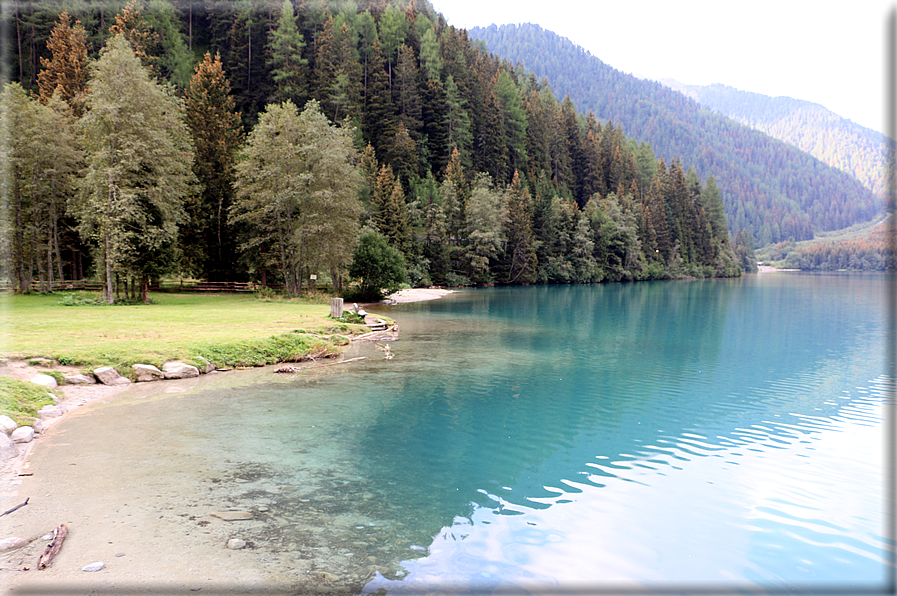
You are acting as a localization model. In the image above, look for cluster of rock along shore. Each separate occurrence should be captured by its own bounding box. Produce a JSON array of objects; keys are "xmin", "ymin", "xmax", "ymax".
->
[{"xmin": 0, "ymin": 358, "xmax": 217, "ymax": 462}]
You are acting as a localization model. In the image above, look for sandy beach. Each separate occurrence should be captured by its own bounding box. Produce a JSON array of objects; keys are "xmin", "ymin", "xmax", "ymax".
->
[{"xmin": 0, "ymin": 288, "xmax": 454, "ymax": 594}]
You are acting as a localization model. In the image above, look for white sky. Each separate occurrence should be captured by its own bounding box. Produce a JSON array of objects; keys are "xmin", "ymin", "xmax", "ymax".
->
[{"xmin": 429, "ymin": 0, "xmax": 894, "ymax": 135}]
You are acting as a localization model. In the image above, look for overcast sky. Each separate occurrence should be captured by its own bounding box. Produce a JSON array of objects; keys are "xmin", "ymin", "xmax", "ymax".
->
[{"xmin": 429, "ymin": 0, "xmax": 894, "ymax": 135}]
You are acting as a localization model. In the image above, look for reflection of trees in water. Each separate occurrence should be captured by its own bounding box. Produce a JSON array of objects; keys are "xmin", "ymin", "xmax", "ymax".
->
[{"xmin": 354, "ymin": 276, "xmax": 884, "ymax": 549}]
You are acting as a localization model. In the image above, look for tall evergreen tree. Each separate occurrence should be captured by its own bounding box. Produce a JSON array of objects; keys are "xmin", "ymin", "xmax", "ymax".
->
[
  {"xmin": 267, "ymin": 0, "xmax": 307, "ymax": 105},
  {"xmin": 37, "ymin": 11, "xmax": 89, "ymax": 117},
  {"xmin": 502, "ymin": 170, "xmax": 536, "ymax": 283},
  {"xmin": 183, "ymin": 52, "xmax": 244, "ymax": 281}
]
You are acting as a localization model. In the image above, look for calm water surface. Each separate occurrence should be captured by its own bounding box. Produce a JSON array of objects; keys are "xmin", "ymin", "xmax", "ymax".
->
[{"xmin": 68, "ymin": 273, "xmax": 897, "ymax": 592}]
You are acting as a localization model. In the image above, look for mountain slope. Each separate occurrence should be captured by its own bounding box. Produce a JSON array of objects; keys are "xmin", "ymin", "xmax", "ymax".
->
[
  {"xmin": 660, "ymin": 80, "xmax": 889, "ymax": 198},
  {"xmin": 469, "ymin": 23, "xmax": 882, "ymax": 245}
]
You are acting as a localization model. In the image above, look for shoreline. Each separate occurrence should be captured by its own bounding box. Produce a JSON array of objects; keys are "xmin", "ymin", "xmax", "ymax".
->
[{"xmin": 0, "ymin": 288, "xmax": 454, "ymax": 591}]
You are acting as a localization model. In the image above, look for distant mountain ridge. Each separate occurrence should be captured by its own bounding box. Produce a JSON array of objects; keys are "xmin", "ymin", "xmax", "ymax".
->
[
  {"xmin": 469, "ymin": 23, "xmax": 882, "ymax": 245},
  {"xmin": 658, "ymin": 80, "xmax": 889, "ymax": 198}
]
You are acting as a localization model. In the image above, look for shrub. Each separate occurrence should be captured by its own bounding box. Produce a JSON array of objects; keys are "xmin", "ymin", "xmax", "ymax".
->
[{"xmin": 347, "ymin": 231, "xmax": 409, "ymax": 301}]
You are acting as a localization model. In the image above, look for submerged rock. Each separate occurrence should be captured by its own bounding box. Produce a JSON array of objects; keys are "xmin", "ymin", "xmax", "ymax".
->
[{"xmin": 211, "ymin": 511, "xmax": 254, "ymax": 521}]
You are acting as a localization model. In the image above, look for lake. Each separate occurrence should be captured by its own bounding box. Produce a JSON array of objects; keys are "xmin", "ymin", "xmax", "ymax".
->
[{"xmin": 22, "ymin": 273, "xmax": 895, "ymax": 593}]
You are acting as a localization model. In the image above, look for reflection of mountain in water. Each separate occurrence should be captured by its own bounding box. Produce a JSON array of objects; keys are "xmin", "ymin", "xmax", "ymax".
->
[{"xmin": 354, "ymin": 275, "xmax": 885, "ymax": 548}]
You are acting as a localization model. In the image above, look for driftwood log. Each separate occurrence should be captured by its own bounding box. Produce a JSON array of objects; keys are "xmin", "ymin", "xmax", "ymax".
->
[
  {"xmin": 274, "ymin": 357, "xmax": 366, "ymax": 373},
  {"xmin": 37, "ymin": 524, "xmax": 67, "ymax": 569}
]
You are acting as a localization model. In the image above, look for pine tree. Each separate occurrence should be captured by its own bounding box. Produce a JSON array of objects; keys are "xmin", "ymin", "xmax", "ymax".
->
[
  {"xmin": 502, "ymin": 170, "xmax": 536, "ymax": 283},
  {"xmin": 267, "ymin": 0, "xmax": 307, "ymax": 104},
  {"xmin": 371, "ymin": 164, "xmax": 412, "ymax": 254},
  {"xmin": 37, "ymin": 11, "xmax": 89, "ymax": 117},
  {"xmin": 108, "ymin": 0, "xmax": 162, "ymax": 78},
  {"xmin": 444, "ymin": 74, "xmax": 472, "ymax": 163},
  {"xmin": 183, "ymin": 52, "xmax": 244, "ymax": 281}
]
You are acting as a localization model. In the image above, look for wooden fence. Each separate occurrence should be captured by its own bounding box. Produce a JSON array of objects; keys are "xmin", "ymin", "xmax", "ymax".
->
[{"xmin": 0, "ymin": 279, "xmax": 304, "ymax": 293}]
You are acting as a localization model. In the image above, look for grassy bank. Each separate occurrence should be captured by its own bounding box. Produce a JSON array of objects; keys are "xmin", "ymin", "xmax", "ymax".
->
[{"xmin": 0, "ymin": 291, "xmax": 377, "ymax": 373}]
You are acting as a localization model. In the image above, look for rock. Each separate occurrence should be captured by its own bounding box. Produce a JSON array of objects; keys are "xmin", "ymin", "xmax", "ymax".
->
[
  {"xmin": 0, "ymin": 434, "xmax": 17, "ymax": 461},
  {"xmin": 10, "ymin": 426, "xmax": 34, "ymax": 444},
  {"xmin": 195, "ymin": 356, "xmax": 216, "ymax": 374},
  {"xmin": 93, "ymin": 367, "xmax": 131, "ymax": 386},
  {"xmin": 226, "ymin": 538, "xmax": 246, "ymax": 550},
  {"xmin": 81, "ymin": 561, "xmax": 105, "ymax": 572},
  {"xmin": 64, "ymin": 374, "xmax": 96, "ymax": 385},
  {"xmin": 0, "ymin": 415, "xmax": 17, "ymax": 436},
  {"xmin": 132, "ymin": 364, "xmax": 164, "ymax": 382},
  {"xmin": 0, "ymin": 537, "xmax": 28, "ymax": 552},
  {"xmin": 38, "ymin": 405, "xmax": 64, "ymax": 420},
  {"xmin": 210, "ymin": 511, "xmax": 254, "ymax": 521},
  {"xmin": 30, "ymin": 374, "xmax": 58, "ymax": 389},
  {"xmin": 162, "ymin": 362, "xmax": 200, "ymax": 379}
]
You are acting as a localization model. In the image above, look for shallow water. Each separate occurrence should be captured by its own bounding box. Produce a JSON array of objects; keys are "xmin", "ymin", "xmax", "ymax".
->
[{"xmin": 29, "ymin": 273, "xmax": 896, "ymax": 593}]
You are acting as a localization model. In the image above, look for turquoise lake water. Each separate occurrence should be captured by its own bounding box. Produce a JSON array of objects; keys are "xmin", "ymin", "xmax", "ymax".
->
[{"xmin": 46, "ymin": 273, "xmax": 895, "ymax": 593}]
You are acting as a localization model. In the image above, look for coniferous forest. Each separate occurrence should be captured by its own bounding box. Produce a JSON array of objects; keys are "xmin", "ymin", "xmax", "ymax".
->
[
  {"xmin": 469, "ymin": 23, "xmax": 884, "ymax": 248},
  {"xmin": 1, "ymin": 0, "xmax": 744, "ymax": 302}
]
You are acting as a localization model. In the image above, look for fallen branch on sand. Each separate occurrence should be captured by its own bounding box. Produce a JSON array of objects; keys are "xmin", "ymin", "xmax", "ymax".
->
[
  {"xmin": 274, "ymin": 357, "xmax": 366, "ymax": 373},
  {"xmin": 0, "ymin": 497, "xmax": 29, "ymax": 517},
  {"xmin": 37, "ymin": 524, "xmax": 67, "ymax": 570}
]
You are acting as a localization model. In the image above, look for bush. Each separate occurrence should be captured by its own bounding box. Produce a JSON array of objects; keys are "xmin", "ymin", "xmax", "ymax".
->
[{"xmin": 347, "ymin": 230, "xmax": 409, "ymax": 301}]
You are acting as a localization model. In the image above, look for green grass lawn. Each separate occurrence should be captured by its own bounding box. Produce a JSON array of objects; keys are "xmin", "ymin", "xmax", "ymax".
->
[{"xmin": 0, "ymin": 291, "xmax": 375, "ymax": 372}]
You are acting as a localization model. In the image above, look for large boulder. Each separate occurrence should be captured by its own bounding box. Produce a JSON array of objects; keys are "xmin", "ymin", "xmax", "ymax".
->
[
  {"xmin": 0, "ymin": 415, "xmax": 17, "ymax": 436},
  {"xmin": 162, "ymin": 362, "xmax": 200, "ymax": 379},
  {"xmin": 64, "ymin": 374, "xmax": 96, "ymax": 385},
  {"xmin": 93, "ymin": 367, "xmax": 131, "ymax": 386},
  {"xmin": 10, "ymin": 426, "xmax": 34, "ymax": 444},
  {"xmin": 30, "ymin": 374, "xmax": 58, "ymax": 389},
  {"xmin": 132, "ymin": 364, "xmax": 164, "ymax": 382},
  {"xmin": 0, "ymin": 433, "xmax": 17, "ymax": 461}
]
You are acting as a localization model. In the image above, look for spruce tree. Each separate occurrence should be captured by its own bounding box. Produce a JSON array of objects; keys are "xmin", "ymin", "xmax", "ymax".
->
[
  {"xmin": 267, "ymin": 0, "xmax": 307, "ymax": 104},
  {"xmin": 184, "ymin": 52, "xmax": 244, "ymax": 281},
  {"xmin": 37, "ymin": 12, "xmax": 89, "ymax": 117}
]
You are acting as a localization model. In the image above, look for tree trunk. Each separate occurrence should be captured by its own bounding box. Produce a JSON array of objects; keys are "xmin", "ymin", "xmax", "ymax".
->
[
  {"xmin": 12, "ymin": 178, "xmax": 25, "ymax": 294},
  {"xmin": 141, "ymin": 276, "xmax": 149, "ymax": 303},
  {"xmin": 104, "ymin": 227, "xmax": 113, "ymax": 303}
]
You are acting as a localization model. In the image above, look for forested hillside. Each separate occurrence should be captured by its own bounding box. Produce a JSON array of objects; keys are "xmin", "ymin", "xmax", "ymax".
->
[
  {"xmin": 469, "ymin": 23, "xmax": 882, "ymax": 246},
  {"xmin": 1, "ymin": 0, "xmax": 742, "ymax": 301},
  {"xmin": 661, "ymin": 81, "xmax": 891, "ymax": 198}
]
